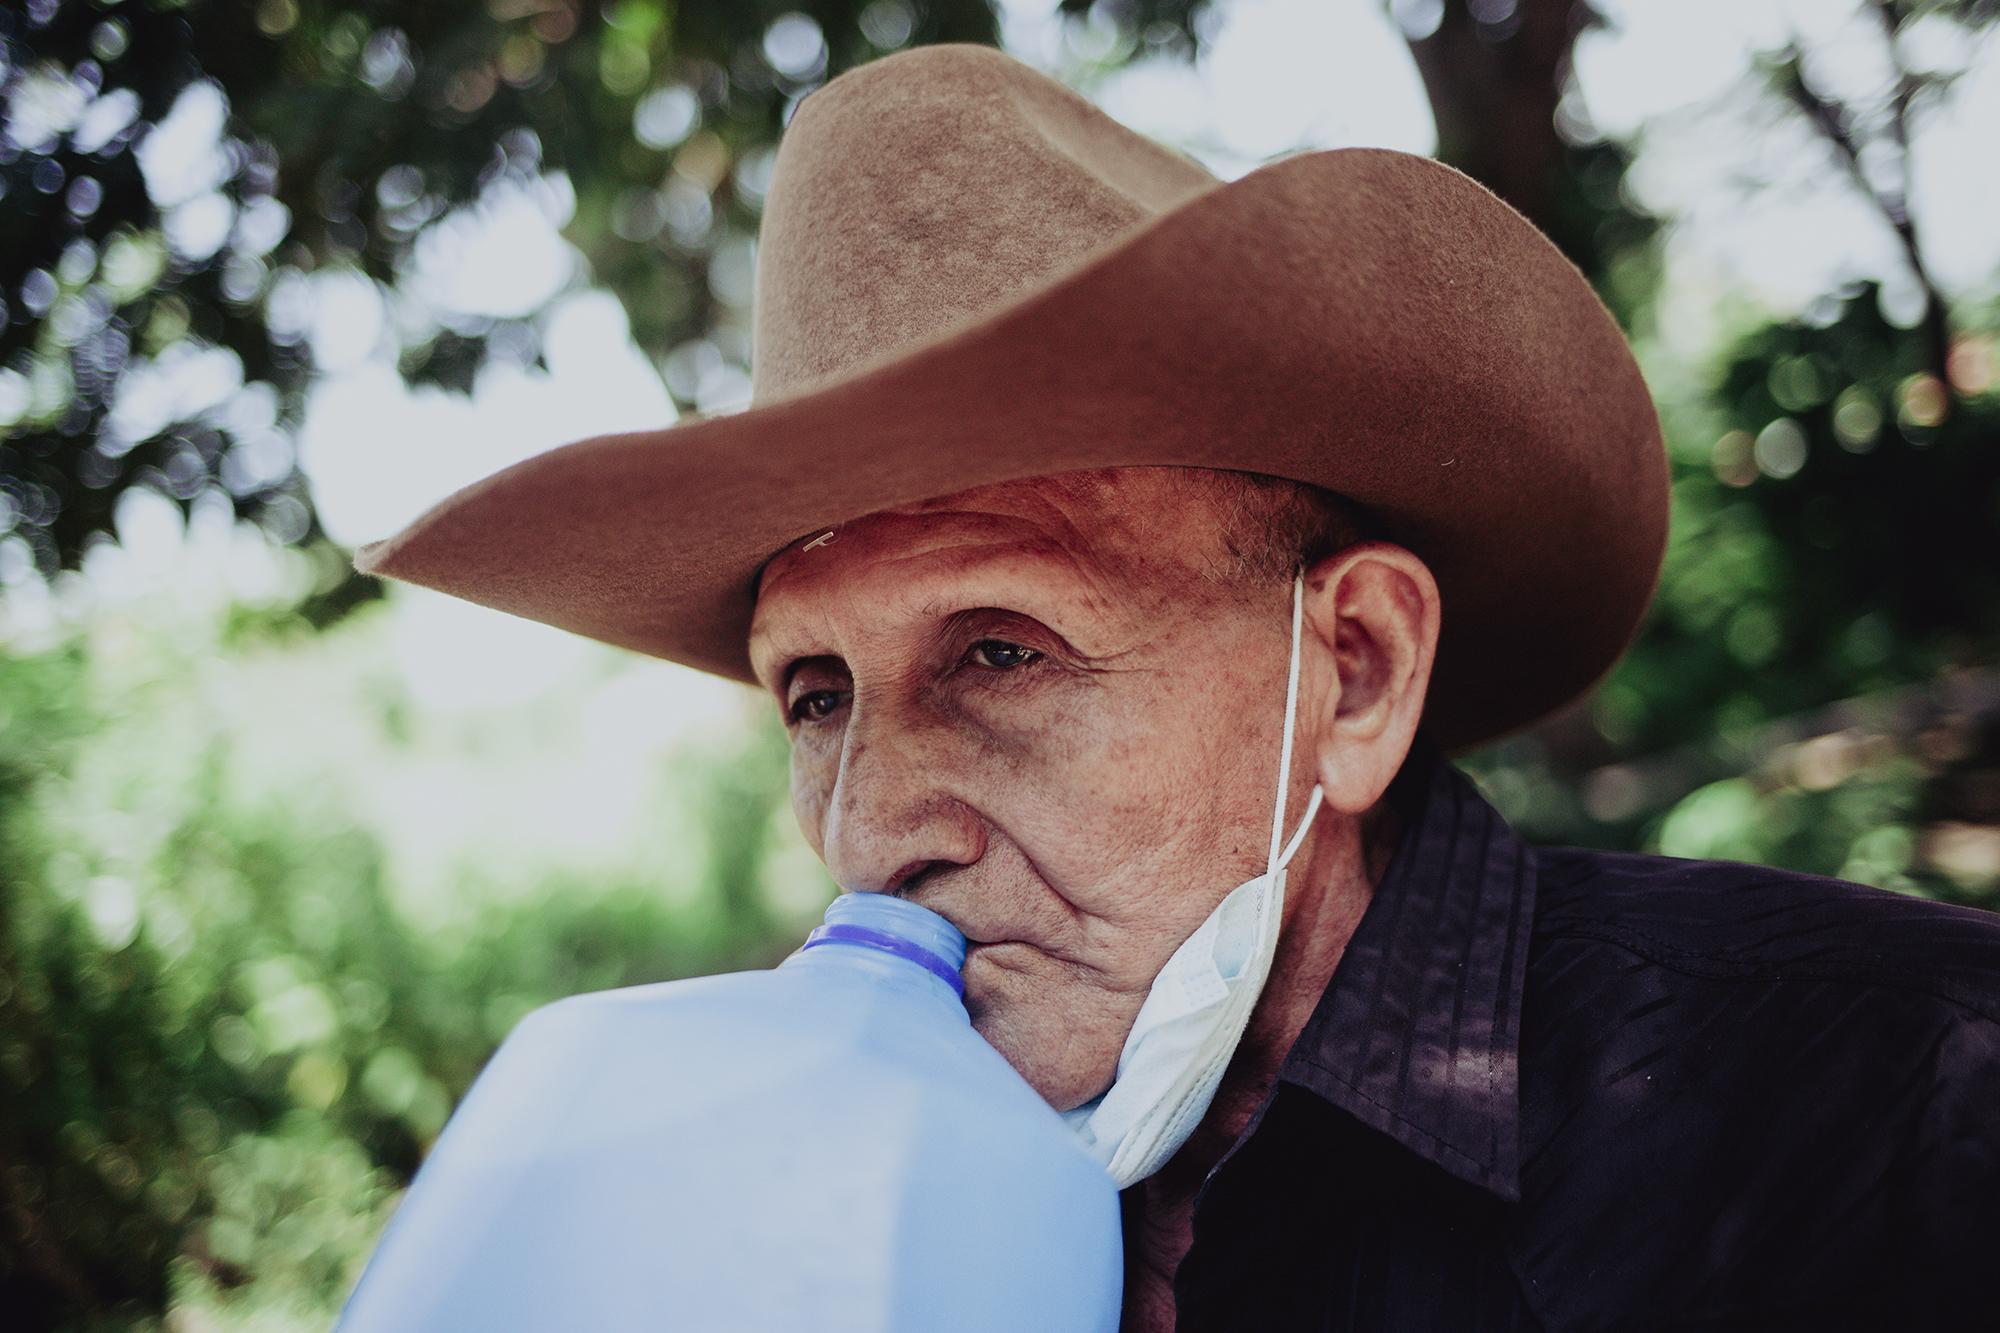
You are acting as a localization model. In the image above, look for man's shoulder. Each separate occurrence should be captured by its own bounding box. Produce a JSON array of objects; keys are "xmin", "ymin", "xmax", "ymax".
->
[
  {"xmin": 1508, "ymin": 844, "xmax": 2000, "ymax": 1329},
  {"xmin": 1526, "ymin": 841, "xmax": 2000, "ymax": 1021}
]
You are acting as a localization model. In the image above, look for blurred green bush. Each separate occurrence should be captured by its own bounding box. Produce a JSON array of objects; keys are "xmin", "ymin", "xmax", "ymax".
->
[{"xmin": 0, "ymin": 597, "xmax": 819, "ymax": 1330}]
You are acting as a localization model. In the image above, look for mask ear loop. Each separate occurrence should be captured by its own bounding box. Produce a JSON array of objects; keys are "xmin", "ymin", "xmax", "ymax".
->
[{"xmin": 1268, "ymin": 568, "xmax": 1325, "ymax": 877}]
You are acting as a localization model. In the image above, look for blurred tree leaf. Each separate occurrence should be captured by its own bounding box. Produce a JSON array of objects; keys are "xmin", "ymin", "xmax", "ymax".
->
[{"xmin": 0, "ymin": 0, "xmax": 1003, "ymax": 600}]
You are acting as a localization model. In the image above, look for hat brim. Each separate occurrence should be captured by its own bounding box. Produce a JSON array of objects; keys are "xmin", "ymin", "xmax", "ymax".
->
[{"xmin": 352, "ymin": 146, "xmax": 1667, "ymax": 753}]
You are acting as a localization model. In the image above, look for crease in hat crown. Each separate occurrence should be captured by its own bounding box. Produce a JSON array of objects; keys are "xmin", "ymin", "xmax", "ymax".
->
[{"xmin": 751, "ymin": 43, "xmax": 1224, "ymax": 404}]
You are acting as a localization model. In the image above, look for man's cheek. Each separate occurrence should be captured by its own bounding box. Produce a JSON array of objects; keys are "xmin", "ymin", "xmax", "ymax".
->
[{"xmin": 965, "ymin": 969, "xmax": 1122, "ymax": 1112}]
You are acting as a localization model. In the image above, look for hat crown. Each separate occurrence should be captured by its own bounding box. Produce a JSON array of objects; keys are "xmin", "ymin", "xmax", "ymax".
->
[{"xmin": 750, "ymin": 44, "xmax": 1220, "ymax": 403}]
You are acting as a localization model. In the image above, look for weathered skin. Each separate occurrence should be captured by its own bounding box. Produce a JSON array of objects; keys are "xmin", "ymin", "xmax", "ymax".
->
[{"xmin": 748, "ymin": 467, "xmax": 1440, "ymax": 1328}]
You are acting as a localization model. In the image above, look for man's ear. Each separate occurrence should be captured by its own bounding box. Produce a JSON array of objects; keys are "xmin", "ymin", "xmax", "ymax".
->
[{"xmin": 1299, "ymin": 542, "xmax": 1441, "ymax": 817}]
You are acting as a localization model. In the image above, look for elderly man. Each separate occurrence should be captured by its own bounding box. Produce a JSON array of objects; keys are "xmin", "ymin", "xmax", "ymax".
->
[{"xmin": 354, "ymin": 42, "xmax": 2000, "ymax": 1333}]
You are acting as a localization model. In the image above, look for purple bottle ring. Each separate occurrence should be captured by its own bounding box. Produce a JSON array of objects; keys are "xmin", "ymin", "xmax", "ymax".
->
[{"xmin": 802, "ymin": 922, "xmax": 967, "ymax": 997}]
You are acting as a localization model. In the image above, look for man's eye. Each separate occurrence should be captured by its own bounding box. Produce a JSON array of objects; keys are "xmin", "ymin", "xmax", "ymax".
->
[
  {"xmin": 965, "ymin": 639, "xmax": 1041, "ymax": 670},
  {"xmin": 787, "ymin": 689, "xmax": 844, "ymax": 725}
]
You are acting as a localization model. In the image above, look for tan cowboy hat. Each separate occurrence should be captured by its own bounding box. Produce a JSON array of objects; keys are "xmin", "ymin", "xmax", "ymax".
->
[{"xmin": 351, "ymin": 41, "xmax": 1668, "ymax": 752}]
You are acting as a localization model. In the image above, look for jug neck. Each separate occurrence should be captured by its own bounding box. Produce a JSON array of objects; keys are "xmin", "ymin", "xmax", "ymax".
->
[{"xmin": 796, "ymin": 892, "xmax": 968, "ymax": 1003}]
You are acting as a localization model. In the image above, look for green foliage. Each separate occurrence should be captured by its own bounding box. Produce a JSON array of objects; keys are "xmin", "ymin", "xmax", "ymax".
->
[
  {"xmin": 1460, "ymin": 280, "xmax": 2000, "ymax": 909},
  {"xmin": 1633, "ymin": 285, "xmax": 1999, "ymax": 752},
  {"xmin": 0, "ymin": 598, "xmax": 810, "ymax": 1329},
  {"xmin": 0, "ymin": 0, "xmax": 1004, "ymax": 582}
]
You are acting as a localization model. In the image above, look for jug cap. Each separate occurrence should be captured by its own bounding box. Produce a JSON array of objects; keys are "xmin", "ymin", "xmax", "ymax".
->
[{"xmin": 802, "ymin": 892, "xmax": 967, "ymax": 997}]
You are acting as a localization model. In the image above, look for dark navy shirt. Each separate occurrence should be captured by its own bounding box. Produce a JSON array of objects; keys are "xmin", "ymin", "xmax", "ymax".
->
[{"xmin": 1169, "ymin": 729, "xmax": 2000, "ymax": 1331}]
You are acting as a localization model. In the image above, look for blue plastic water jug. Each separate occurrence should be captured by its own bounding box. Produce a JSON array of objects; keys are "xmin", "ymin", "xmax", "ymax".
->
[{"xmin": 335, "ymin": 891, "xmax": 1125, "ymax": 1331}]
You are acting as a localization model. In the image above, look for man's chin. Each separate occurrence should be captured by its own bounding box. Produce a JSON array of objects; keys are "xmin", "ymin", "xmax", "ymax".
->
[{"xmin": 963, "ymin": 971, "xmax": 1117, "ymax": 1112}]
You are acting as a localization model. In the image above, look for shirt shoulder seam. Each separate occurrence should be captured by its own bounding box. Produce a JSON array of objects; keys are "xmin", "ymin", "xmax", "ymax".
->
[{"xmin": 1539, "ymin": 921, "xmax": 2000, "ymax": 1024}]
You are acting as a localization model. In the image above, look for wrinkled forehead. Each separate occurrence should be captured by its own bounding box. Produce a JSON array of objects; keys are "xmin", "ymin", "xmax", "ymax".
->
[
  {"xmin": 745, "ymin": 470, "xmax": 1236, "ymax": 662},
  {"xmin": 754, "ymin": 473, "xmax": 1146, "ymax": 599},
  {"xmin": 751, "ymin": 502, "xmax": 1113, "ymax": 618}
]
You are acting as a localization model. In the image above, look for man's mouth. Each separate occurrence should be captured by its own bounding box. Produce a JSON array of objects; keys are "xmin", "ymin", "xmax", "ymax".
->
[
  {"xmin": 963, "ymin": 939, "xmax": 1034, "ymax": 970},
  {"xmin": 906, "ymin": 898, "xmax": 1038, "ymax": 970},
  {"xmin": 946, "ymin": 913, "xmax": 1005, "ymax": 944},
  {"xmin": 922, "ymin": 906, "xmax": 1009, "ymax": 952}
]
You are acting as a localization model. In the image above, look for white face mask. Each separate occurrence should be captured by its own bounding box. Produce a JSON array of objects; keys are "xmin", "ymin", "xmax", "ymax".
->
[{"xmin": 1061, "ymin": 569, "xmax": 1324, "ymax": 1189}]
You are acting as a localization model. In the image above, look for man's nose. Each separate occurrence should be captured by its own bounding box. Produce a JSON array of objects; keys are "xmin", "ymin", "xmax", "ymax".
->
[{"xmin": 820, "ymin": 702, "xmax": 986, "ymax": 896}]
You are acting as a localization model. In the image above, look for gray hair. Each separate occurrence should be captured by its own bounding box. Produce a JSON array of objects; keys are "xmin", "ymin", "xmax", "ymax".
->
[{"xmin": 1176, "ymin": 467, "xmax": 1376, "ymax": 588}]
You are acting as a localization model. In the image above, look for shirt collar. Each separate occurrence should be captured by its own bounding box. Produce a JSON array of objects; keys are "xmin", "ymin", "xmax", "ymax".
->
[{"xmin": 1275, "ymin": 727, "xmax": 1537, "ymax": 1202}]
